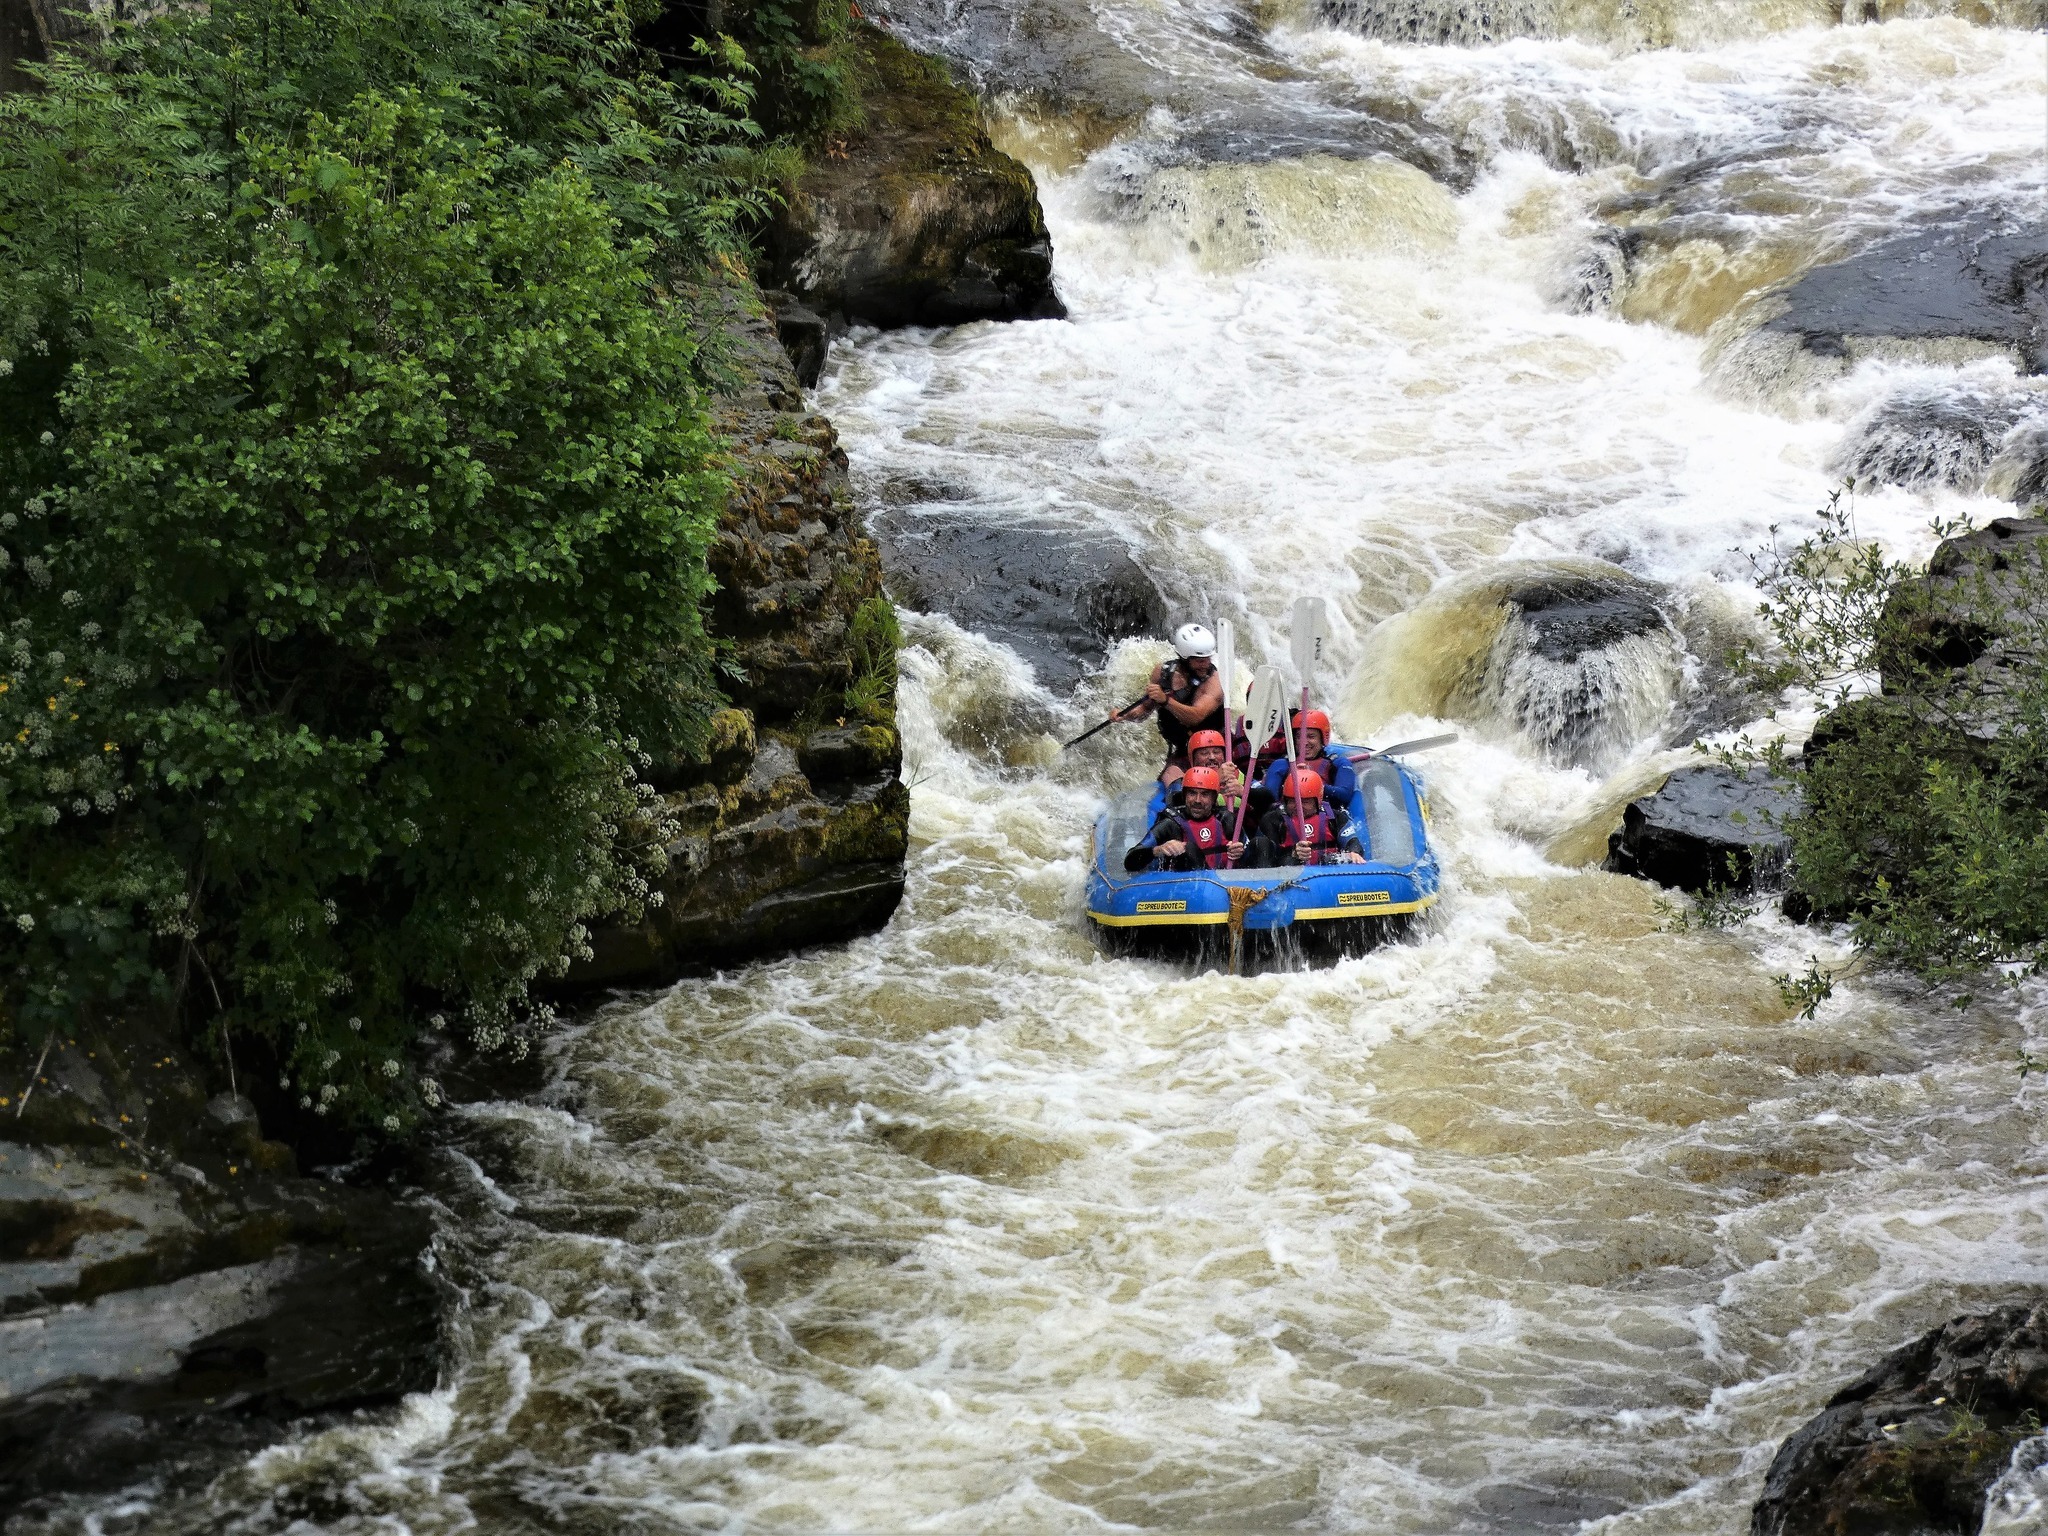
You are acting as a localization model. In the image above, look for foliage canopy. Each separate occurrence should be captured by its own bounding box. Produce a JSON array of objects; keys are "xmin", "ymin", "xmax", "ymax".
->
[
  {"xmin": 1742, "ymin": 494, "xmax": 2048, "ymax": 978},
  {"xmin": 0, "ymin": 0, "xmax": 781, "ymax": 1128}
]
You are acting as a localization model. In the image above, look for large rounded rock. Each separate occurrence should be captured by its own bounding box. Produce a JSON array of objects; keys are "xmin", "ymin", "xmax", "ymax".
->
[
  {"xmin": 1765, "ymin": 222, "xmax": 2048, "ymax": 375},
  {"xmin": 1752, "ymin": 1301, "xmax": 2048, "ymax": 1536}
]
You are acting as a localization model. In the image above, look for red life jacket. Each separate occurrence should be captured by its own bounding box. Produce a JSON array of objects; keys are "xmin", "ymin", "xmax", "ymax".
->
[
  {"xmin": 1278, "ymin": 804, "xmax": 1338, "ymax": 865},
  {"xmin": 1172, "ymin": 812, "xmax": 1232, "ymax": 870}
]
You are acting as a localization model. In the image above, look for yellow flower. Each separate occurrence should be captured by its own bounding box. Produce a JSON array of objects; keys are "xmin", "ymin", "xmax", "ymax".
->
[{"xmin": 103, "ymin": 741, "xmax": 116, "ymax": 752}]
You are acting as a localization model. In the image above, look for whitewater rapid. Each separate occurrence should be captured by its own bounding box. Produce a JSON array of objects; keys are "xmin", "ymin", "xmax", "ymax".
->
[{"xmin": 36, "ymin": 6, "xmax": 2048, "ymax": 1536}]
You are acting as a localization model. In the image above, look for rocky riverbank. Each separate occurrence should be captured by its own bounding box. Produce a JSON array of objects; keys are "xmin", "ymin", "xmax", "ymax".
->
[
  {"xmin": 575, "ymin": 290, "xmax": 911, "ymax": 986},
  {"xmin": 0, "ymin": 1011, "xmax": 437, "ymax": 1510},
  {"xmin": 1753, "ymin": 1300, "xmax": 2048, "ymax": 1536},
  {"xmin": 0, "ymin": 7, "xmax": 1066, "ymax": 1501}
]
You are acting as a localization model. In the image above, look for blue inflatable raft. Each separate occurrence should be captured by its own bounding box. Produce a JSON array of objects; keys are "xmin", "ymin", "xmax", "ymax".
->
[{"xmin": 1086, "ymin": 746, "xmax": 1440, "ymax": 963}]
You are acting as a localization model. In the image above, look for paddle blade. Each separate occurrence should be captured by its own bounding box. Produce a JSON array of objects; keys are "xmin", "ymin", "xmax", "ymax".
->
[
  {"xmin": 1246, "ymin": 665, "xmax": 1289, "ymax": 760},
  {"xmin": 1289, "ymin": 596, "xmax": 1331, "ymax": 689},
  {"xmin": 1217, "ymin": 618, "xmax": 1237, "ymax": 715},
  {"xmin": 1375, "ymin": 733, "xmax": 1460, "ymax": 757}
]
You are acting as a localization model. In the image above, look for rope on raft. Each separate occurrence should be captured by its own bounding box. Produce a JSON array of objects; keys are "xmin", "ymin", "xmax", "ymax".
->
[{"xmin": 1220, "ymin": 875, "xmax": 1305, "ymax": 976}]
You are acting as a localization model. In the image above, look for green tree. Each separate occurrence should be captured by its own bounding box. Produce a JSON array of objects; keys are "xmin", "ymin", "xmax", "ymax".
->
[
  {"xmin": 0, "ymin": 0, "xmax": 772, "ymax": 1129},
  {"xmin": 1741, "ymin": 493, "xmax": 2048, "ymax": 978}
]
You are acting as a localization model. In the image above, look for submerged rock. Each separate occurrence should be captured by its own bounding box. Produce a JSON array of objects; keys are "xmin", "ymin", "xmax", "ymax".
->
[
  {"xmin": 762, "ymin": 26, "xmax": 1063, "ymax": 339},
  {"xmin": 1831, "ymin": 381, "xmax": 2045, "ymax": 494},
  {"xmin": 0, "ymin": 1015, "xmax": 437, "ymax": 1507},
  {"xmin": 1765, "ymin": 221, "xmax": 2048, "ymax": 375},
  {"xmin": 871, "ymin": 511, "xmax": 1167, "ymax": 690},
  {"xmin": 1752, "ymin": 1300, "xmax": 2048, "ymax": 1536},
  {"xmin": 1604, "ymin": 763, "xmax": 1800, "ymax": 892},
  {"xmin": 575, "ymin": 294, "xmax": 909, "ymax": 985}
]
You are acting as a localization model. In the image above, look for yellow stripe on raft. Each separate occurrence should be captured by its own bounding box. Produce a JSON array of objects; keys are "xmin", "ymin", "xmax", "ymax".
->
[
  {"xmin": 1086, "ymin": 894, "xmax": 1435, "ymax": 927},
  {"xmin": 1087, "ymin": 910, "xmax": 1231, "ymax": 927},
  {"xmin": 1292, "ymin": 894, "xmax": 1436, "ymax": 920}
]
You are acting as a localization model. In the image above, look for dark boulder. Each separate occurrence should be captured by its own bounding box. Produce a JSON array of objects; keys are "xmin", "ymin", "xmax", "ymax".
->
[
  {"xmin": 763, "ymin": 290, "xmax": 831, "ymax": 388},
  {"xmin": 1832, "ymin": 381, "xmax": 2042, "ymax": 494},
  {"xmin": 1505, "ymin": 573, "xmax": 1667, "ymax": 660},
  {"xmin": 762, "ymin": 26, "xmax": 1063, "ymax": 339},
  {"xmin": 1752, "ymin": 1300, "xmax": 2048, "ymax": 1536},
  {"xmin": 871, "ymin": 509, "xmax": 1167, "ymax": 690},
  {"xmin": 1766, "ymin": 221, "xmax": 2048, "ymax": 374},
  {"xmin": 1866, "ymin": 515, "xmax": 2048, "ymax": 734},
  {"xmin": 1605, "ymin": 763, "xmax": 1800, "ymax": 892}
]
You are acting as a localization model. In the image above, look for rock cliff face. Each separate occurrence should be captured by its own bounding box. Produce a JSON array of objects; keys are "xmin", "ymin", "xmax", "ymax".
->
[
  {"xmin": 575, "ymin": 294, "xmax": 909, "ymax": 986},
  {"xmin": 761, "ymin": 23, "xmax": 1063, "ymax": 380}
]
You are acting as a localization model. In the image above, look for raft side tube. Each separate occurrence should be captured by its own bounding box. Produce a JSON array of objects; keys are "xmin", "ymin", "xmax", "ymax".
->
[{"xmin": 1085, "ymin": 748, "xmax": 1440, "ymax": 937}]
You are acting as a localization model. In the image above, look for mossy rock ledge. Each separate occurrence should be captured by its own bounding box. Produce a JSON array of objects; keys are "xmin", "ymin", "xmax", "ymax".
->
[
  {"xmin": 573, "ymin": 292, "xmax": 909, "ymax": 986},
  {"xmin": 761, "ymin": 23, "xmax": 1063, "ymax": 378}
]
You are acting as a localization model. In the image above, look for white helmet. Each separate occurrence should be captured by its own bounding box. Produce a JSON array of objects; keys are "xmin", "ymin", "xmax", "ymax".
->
[{"xmin": 1173, "ymin": 623, "xmax": 1217, "ymax": 659}]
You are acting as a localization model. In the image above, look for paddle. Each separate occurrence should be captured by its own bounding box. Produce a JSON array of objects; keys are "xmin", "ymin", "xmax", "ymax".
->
[
  {"xmin": 1234, "ymin": 665, "xmax": 1288, "ymax": 855},
  {"xmin": 1216, "ymin": 618, "xmax": 1238, "ymax": 813},
  {"xmin": 1060, "ymin": 697, "xmax": 1146, "ymax": 751},
  {"xmin": 1288, "ymin": 596, "xmax": 1331, "ymax": 857},
  {"xmin": 1356, "ymin": 732, "xmax": 1459, "ymax": 758}
]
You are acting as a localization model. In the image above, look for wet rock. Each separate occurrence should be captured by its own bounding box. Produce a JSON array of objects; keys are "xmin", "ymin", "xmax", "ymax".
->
[
  {"xmin": 1873, "ymin": 515, "xmax": 2048, "ymax": 727},
  {"xmin": 0, "ymin": 1017, "xmax": 438, "ymax": 1506},
  {"xmin": 1765, "ymin": 220, "xmax": 2048, "ymax": 374},
  {"xmin": 762, "ymin": 26, "xmax": 1063, "ymax": 338},
  {"xmin": 871, "ymin": 510, "xmax": 1167, "ymax": 689},
  {"xmin": 763, "ymin": 289, "xmax": 830, "ymax": 387},
  {"xmin": 1751, "ymin": 1299, "xmax": 2048, "ymax": 1536},
  {"xmin": 575, "ymin": 290, "xmax": 908, "ymax": 985},
  {"xmin": 1604, "ymin": 763, "xmax": 1800, "ymax": 892},
  {"xmin": 1480, "ymin": 571, "xmax": 1685, "ymax": 768},
  {"xmin": 1987, "ymin": 417, "xmax": 2048, "ymax": 507},
  {"xmin": 1505, "ymin": 574, "xmax": 1666, "ymax": 660},
  {"xmin": 1832, "ymin": 381, "xmax": 2044, "ymax": 493}
]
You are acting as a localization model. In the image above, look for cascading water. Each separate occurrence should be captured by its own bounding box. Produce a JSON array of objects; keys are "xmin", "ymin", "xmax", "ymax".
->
[{"xmin": 33, "ymin": 1, "xmax": 2048, "ymax": 1533}]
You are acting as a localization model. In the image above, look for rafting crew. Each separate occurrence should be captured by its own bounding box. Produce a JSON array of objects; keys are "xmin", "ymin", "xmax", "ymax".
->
[
  {"xmin": 1113, "ymin": 623, "xmax": 1225, "ymax": 779},
  {"xmin": 1246, "ymin": 768, "xmax": 1366, "ymax": 867},
  {"xmin": 1123, "ymin": 767, "xmax": 1247, "ymax": 872}
]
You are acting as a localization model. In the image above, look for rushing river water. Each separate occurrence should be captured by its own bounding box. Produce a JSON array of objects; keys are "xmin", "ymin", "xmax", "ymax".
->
[{"xmin": 39, "ymin": 3, "xmax": 2048, "ymax": 1534}]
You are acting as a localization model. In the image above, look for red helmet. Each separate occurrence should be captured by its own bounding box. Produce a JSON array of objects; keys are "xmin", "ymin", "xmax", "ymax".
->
[
  {"xmin": 1282, "ymin": 767, "xmax": 1325, "ymax": 800},
  {"xmin": 1183, "ymin": 766, "xmax": 1223, "ymax": 793},
  {"xmin": 1187, "ymin": 729, "xmax": 1227, "ymax": 755},
  {"xmin": 1298, "ymin": 709, "xmax": 1331, "ymax": 736}
]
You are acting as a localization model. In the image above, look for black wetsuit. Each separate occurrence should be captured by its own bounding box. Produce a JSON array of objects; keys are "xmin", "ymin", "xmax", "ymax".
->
[
  {"xmin": 1152, "ymin": 659, "xmax": 1225, "ymax": 764},
  {"xmin": 1124, "ymin": 810, "xmax": 1234, "ymax": 872}
]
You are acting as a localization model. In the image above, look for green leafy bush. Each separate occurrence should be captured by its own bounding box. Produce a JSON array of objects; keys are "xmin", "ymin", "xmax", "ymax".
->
[
  {"xmin": 1741, "ymin": 493, "xmax": 2048, "ymax": 977},
  {"xmin": 0, "ymin": 0, "xmax": 773, "ymax": 1129}
]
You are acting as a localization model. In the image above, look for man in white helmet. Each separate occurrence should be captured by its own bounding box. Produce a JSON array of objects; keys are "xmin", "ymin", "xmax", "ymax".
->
[{"xmin": 1114, "ymin": 623, "xmax": 1227, "ymax": 777}]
